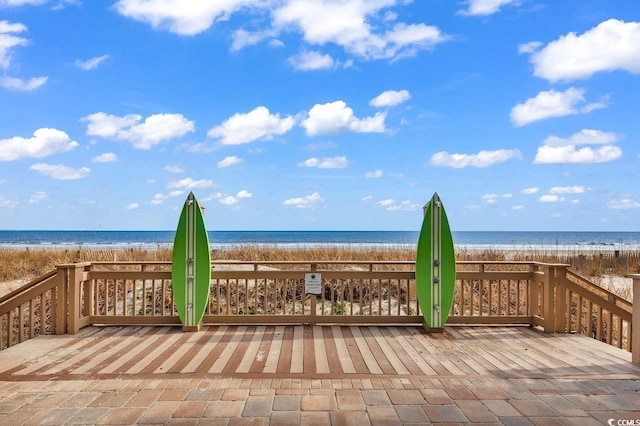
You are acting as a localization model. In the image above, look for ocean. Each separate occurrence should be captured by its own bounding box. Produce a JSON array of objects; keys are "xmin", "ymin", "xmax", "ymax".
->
[{"xmin": 1, "ymin": 230, "xmax": 640, "ymax": 252}]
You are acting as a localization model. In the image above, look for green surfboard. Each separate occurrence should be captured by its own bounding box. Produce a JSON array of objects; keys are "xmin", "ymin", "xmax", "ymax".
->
[
  {"xmin": 172, "ymin": 192, "xmax": 211, "ymax": 331},
  {"xmin": 415, "ymin": 192, "xmax": 456, "ymax": 330}
]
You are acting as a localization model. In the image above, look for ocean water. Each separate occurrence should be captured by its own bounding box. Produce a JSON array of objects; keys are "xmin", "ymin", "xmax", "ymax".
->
[{"xmin": 1, "ymin": 230, "xmax": 639, "ymax": 251}]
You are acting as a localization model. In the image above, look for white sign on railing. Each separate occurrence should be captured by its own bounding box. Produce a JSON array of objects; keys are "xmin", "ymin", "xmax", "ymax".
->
[{"xmin": 305, "ymin": 273, "xmax": 322, "ymax": 295}]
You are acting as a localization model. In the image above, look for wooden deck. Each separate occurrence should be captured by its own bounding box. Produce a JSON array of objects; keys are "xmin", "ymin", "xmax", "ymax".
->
[{"xmin": 1, "ymin": 325, "xmax": 638, "ymax": 382}]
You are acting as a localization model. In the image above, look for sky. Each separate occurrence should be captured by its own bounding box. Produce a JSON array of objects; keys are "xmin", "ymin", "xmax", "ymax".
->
[{"xmin": 0, "ymin": 0, "xmax": 639, "ymax": 231}]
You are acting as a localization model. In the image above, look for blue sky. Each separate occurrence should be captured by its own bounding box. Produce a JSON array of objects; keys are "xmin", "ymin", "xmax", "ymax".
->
[{"xmin": 1, "ymin": 0, "xmax": 639, "ymax": 231}]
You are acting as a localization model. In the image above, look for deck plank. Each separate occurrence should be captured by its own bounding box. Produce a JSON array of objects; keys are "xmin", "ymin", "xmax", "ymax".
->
[
  {"xmin": 74, "ymin": 327, "xmax": 162, "ymax": 375},
  {"xmin": 290, "ymin": 325, "xmax": 304, "ymax": 373},
  {"xmin": 221, "ymin": 326, "xmax": 255, "ymax": 374},
  {"xmin": 331, "ymin": 326, "xmax": 356, "ymax": 374},
  {"xmin": 180, "ymin": 326, "xmax": 226, "ymax": 373},
  {"xmin": 236, "ymin": 325, "xmax": 267, "ymax": 373},
  {"xmin": 349, "ymin": 326, "xmax": 383, "ymax": 375},
  {"xmin": 145, "ymin": 328, "xmax": 204, "ymax": 374},
  {"xmin": 275, "ymin": 326, "xmax": 294, "ymax": 374},
  {"xmin": 1, "ymin": 325, "xmax": 638, "ymax": 382},
  {"xmin": 359, "ymin": 327, "xmax": 396, "ymax": 375},
  {"xmin": 388, "ymin": 327, "xmax": 437, "ymax": 375},
  {"xmin": 103, "ymin": 327, "xmax": 175, "ymax": 374},
  {"xmin": 313, "ymin": 326, "xmax": 330, "ymax": 374},
  {"xmin": 249, "ymin": 326, "xmax": 275, "ymax": 373},
  {"xmin": 263, "ymin": 326, "xmax": 285, "ymax": 373},
  {"xmin": 208, "ymin": 326, "xmax": 246, "ymax": 373}
]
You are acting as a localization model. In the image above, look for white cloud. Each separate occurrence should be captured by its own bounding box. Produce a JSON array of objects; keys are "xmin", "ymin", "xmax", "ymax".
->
[
  {"xmin": 114, "ymin": 1, "xmax": 446, "ymax": 62},
  {"xmin": 0, "ymin": 76, "xmax": 47, "ymax": 91},
  {"xmin": 0, "ymin": 20, "xmax": 28, "ymax": 69},
  {"xmin": 376, "ymin": 198, "xmax": 418, "ymax": 211},
  {"xmin": 287, "ymin": 50, "xmax": 335, "ymax": 71},
  {"xmin": 83, "ymin": 112, "xmax": 195, "ymax": 149},
  {"xmin": 218, "ymin": 189, "xmax": 253, "ymax": 206},
  {"xmin": 0, "ymin": 196, "xmax": 18, "ymax": 208},
  {"xmin": 0, "ymin": 0, "xmax": 75, "ymax": 6},
  {"xmin": 303, "ymin": 141, "xmax": 338, "ymax": 151},
  {"xmin": 126, "ymin": 203, "xmax": 139, "ymax": 210},
  {"xmin": 0, "ymin": 1, "xmax": 48, "ymax": 6},
  {"xmin": 542, "ymin": 129, "xmax": 618, "ymax": 147},
  {"xmin": 525, "ymin": 19, "xmax": 640, "ymax": 82},
  {"xmin": 608, "ymin": 199, "xmax": 640, "ymax": 210},
  {"xmin": 150, "ymin": 190, "xmax": 183, "ymax": 205},
  {"xmin": 219, "ymin": 196, "xmax": 239, "ymax": 205},
  {"xmin": 510, "ymin": 87, "xmax": 606, "ymax": 127},
  {"xmin": 369, "ymin": 89, "xmax": 411, "ymax": 108},
  {"xmin": 549, "ymin": 186, "xmax": 590, "ymax": 195},
  {"xmin": 30, "ymin": 163, "xmax": 90, "ymax": 180},
  {"xmin": 113, "ymin": 0, "xmax": 258, "ymax": 36},
  {"xmin": 512, "ymin": 205, "xmax": 524, "ymax": 210},
  {"xmin": 539, "ymin": 195, "xmax": 563, "ymax": 203},
  {"xmin": 521, "ymin": 187, "xmax": 539, "ymax": 195},
  {"xmin": 231, "ymin": 28, "xmax": 277, "ymax": 51},
  {"xmin": 236, "ymin": 189, "xmax": 252, "ymax": 199},
  {"xmin": 457, "ymin": 0, "xmax": 518, "ymax": 16},
  {"xmin": 0, "ymin": 21, "xmax": 50, "ymax": 92},
  {"xmin": 207, "ymin": 106, "xmax": 294, "ymax": 145},
  {"xmin": 91, "ymin": 152, "xmax": 117, "ymax": 163},
  {"xmin": 430, "ymin": 149, "xmax": 521, "ymax": 168},
  {"xmin": 298, "ymin": 156, "xmax": 349, "ymax": 169},
  {"xmin": 75, "ymin": 54, "xmax": 109, "ymax": 70},
  {"xmin": 272, "ymin": 0, "xmax": 447, "ymax": 61},
  {"xmin": 518, "ymin": 41, "xmax": 541, "ymax": 54},
  {"xmin": 377, "ymin": 199, "xmax": 395, "ymax": 207},
  {"xmin": 534, "ymin": 129, "xmax": 622, "ymax": 164},
  {"xmin": 365, "ymin": 170, "xmax": 383, "ymax": 178},
  {"xmin": 481, "ymin": 194, "xmax": 498, "ymax": 204},
  {"xmin": 301, "ymin": 100, "xmax": 386, "ymax": 136},
  {"xmin": 83, "ymin": 112, "xmax": 140, "ymax": 138},
  {"xmin": 165, "ymin": 165, "xmax": 184, "ymax": 173},
  {"xmin": 217, "ymin": 156, "xmax": 242, "ymax": 168},
  {"xmin": 28, "ymin": 191, "xmax": 47, "ymax": 204},
  {"xmin": 0, "ymin": 128, "xmax": 78, "ymax": 161},
  {"xmin": 362, "ymin": 195, "xmax": 373, "ymax": 202},
  {"xmin": 283, "ymin": 192, "xmax": 324, "ymax": 209},
  {"xmin": 167, "ymin": 177, "xmax": 215, "ymax": 190}
]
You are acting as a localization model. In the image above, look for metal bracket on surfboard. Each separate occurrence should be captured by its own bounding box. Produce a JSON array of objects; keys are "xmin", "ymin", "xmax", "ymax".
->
[{"xmin": 415, "ymin": 192, "xmax": 456, "ymax": 333}]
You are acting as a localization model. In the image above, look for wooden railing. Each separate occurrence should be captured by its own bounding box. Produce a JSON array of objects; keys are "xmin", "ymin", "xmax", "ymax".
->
[
  {"xmin": 1, "ymin": 260, "xmax": 637, "ymax": 363},
  {"xmin": 0, "ymin": 270, "xmax": 63, "ymax": 349}
]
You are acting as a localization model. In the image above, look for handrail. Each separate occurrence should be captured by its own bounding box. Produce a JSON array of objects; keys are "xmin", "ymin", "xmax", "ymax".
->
[
  {"xmin": 0, "ymin": 260, "xmax": 636, "ymax": 364},
  {"xmin": 0, "ymin": 270, "xmax": 57, "ymax": 304},
  {"xmin": 566, "ymin": 269, "xmax": 632, "ymax": 312},
  {"xmin": 0, "ymin": 270, "xmax": 62, "ymax": 349}
]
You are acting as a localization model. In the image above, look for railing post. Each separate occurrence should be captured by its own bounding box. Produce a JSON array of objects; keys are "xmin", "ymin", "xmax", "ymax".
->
[
  {"xmin": 310, "ymin": 263, "xmax": 317, "ymax": 326},
  {"xmin": 632, "ymin": 275, "xmax": 640, "ymax": 364},
  {"xmin": 528, "ymin": 264, "xmax": 537, "ymax": 321},
  {"xmin": 55, "ymin": 265, "xmax": 69, "ymax": 335},
  {"xmin": 66, "ymin": 264, "xmax": 84, "ymax": 334},
  {"xmin": 554, "ymin": 265, "xmax": 568, "ymax": 333},
  {"xmin": 542, "ymin": 265, "xmax": 555, "ymax": 333}
]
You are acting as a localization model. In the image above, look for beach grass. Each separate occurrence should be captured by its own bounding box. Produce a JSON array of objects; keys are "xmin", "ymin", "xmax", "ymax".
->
[{"xmin": 1, "ymin": 245, "xmax": 638, "ymax": 298}]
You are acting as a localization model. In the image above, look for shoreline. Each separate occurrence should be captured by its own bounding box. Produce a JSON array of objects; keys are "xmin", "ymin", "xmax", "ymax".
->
[
  {"xmin": 1, "ymin": 242, "xmax": 638, "ymax": 252},
  {"xmin": 2, "ymin": 230, "xmax": 640, "ymax": 252}
]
